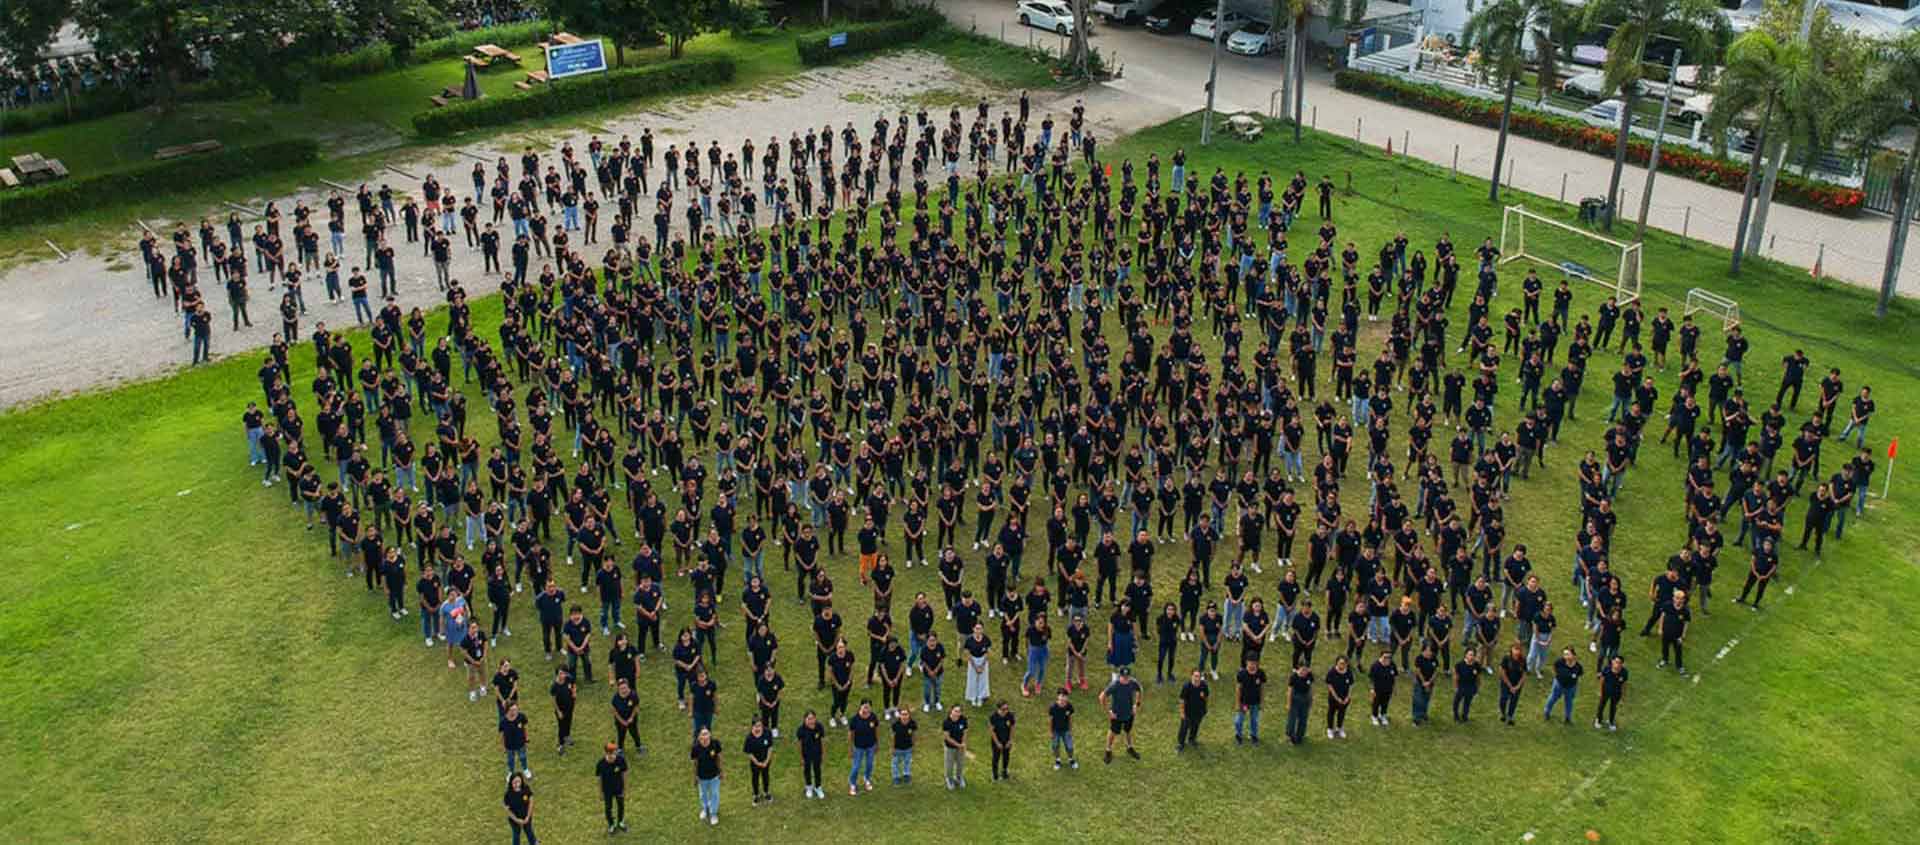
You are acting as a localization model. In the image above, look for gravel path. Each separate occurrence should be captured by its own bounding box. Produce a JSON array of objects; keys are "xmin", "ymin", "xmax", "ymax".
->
[{"xmin": 0, "ymin": 53, "xmax": 1176, "ymax": 410}]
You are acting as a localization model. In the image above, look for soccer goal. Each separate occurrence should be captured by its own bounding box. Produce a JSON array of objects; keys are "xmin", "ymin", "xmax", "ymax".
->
[
  {"xmin": 1498, "ymin": 205, "xmax": 1643, "ymax": 305},
  {"xmin": 1684, "ymin": 287, "xmax": 1741, "ymax": 331}
]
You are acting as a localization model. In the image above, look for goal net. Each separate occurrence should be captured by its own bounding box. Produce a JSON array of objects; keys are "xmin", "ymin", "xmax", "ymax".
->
[{"xmin": 1498, "ymin": 205, "xmax": 1643, "ymax": 305}]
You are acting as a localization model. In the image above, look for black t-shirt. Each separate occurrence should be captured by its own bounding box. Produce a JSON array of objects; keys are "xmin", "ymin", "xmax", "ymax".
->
[
  {"xmin": 690, "ymin": 740, "xmax": 723, "ymax": 779},
  {"xmin": 596, "ymin": 753, "xmax": 629, "ymax": 795},
  {"xmin": 498, "ymin": 711, "xmax": 529, "ymax": 749},
  {"xmin": 1236, "ymin": 668, "xmax": 1266, "ymax": 706},
  {"xmin": 942, "ymin": 715, "xmax": 969, "ymax": 745},
  {"xmin": 1048, "ymin": 701, "xmax": 1075, "ymax": 733},
  {"xmin": 892, "ymin": 717, "xmax": 918, "ymax": 749},
  {"xmin": 1181, "ymin": 680, "xmax": 1211, "ymax": 714},
  {"xmin": 989, "ymin": 710, "xmax": 1016, "ymax": 742},
  {"xmin": 848, "ymin": 712, "xmax": 880, "ymax": 749},
  {"xmin": 796, "ymin": 721, "xmax": 826, "ymax": 758},
  {"xmin": 743, "ymin": 732, "xmax": 775, "ymax": 766},
  {"xmin": 503, "ymin": 785, "xmax": 532, "ymax": 818}
]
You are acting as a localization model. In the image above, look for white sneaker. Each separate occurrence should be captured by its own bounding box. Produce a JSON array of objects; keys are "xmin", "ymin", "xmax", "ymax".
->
[
  {"xmin": 709, "ymin": 815, "xmax": 718, "ymax": 826},
  {"xmin": 772, "ymin": 728, "xmax": 780, "ymax": 738},
  {"xmin": 523, "ymin": 768, "xmax": 532, "ymax": 779},
  {"xmin": 698, "ymin": 810, "xmax": 707, "ymax": 821},
  {"xmin": 468, "ymin": 690, "xmax": 478, "ymax": 702},
  {"xmin": 425, "ymin": 638, "xmax": 434, "ymax": 647}
]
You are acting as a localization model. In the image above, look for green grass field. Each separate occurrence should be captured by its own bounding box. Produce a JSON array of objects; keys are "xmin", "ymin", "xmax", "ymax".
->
[{"xmin": 3, "ymin": 111, "xmax": 1918, "ymax": 844}]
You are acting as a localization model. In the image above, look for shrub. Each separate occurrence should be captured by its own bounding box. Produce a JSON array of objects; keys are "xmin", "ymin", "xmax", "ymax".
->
[
  {"xmin": 410, "ymin": 54, "xmax": 735, "ymax": 136},
  {"xmin": 0, "ymin": 139, "xmax": 320, "ymax": 222},
  {"xmin": 1333, "ymin": 70, "xmax": 1866, "ymax": 218},
  {"xmin": 796, "ymin": 12, "xmax": 943, "ymax": 65}
]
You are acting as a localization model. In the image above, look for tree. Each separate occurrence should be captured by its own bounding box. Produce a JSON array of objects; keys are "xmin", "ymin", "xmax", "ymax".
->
[
  {"xmin": 1707, "ymin": 29, "xmax": 1816, "ymax": 274},
  {"xmin": 655, "ymin": 0, "xmax": 717, "ymax": 58},
  {"xmin": 1524, "ymin": 0, "xmax": 1576, "ymax": 106},
  {"xmin": 1845, "ymin": 30, "xmax": 1920, "ymax": 318},
  {"xmin": 545, "ymin": 0, "xmax": 659, "ymax": 65},
  {"xmin": 1465, "ymin": 0, "xmax": 1529, "ymax": 202},
  {"xmin": 1067, "ymin": 0, "xmax": 1091, "ymax": 77},
  {"xmin": 1741, "ymin": 0, "xmax": 1859, "ymax": 257},
  {"xmin": 1581, "ymin": 0, "xmax": 1716, "ymax": 230}
]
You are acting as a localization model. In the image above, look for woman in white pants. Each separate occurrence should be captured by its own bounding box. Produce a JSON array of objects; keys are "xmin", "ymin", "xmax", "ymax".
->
[{"xmin": 963, "ymin": 623, "xmax": 992, "ymax": 706}]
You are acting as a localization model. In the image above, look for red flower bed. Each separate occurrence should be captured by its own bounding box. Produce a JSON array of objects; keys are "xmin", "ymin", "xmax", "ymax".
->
[{"xmin": 1334, "ymin": 71, "xmax": 1865, "ymax": 217}]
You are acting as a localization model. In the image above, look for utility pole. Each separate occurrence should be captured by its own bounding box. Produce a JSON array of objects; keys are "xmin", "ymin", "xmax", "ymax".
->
[
  {"xmin": 1635, "ymin": 50, "xmax": 1681, "ymax": 243},
  {"xmin": 1747, "ymin": 0, "xmax": 1822, "ymax": 253},
  {"xmin": 1201, "ymin": 0, "xmax": 1229, "ymax": 144}
]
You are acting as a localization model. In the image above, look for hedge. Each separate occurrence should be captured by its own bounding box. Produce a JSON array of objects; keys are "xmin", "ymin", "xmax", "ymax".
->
[
  {"xmin": 796, "ymin": 12, "xmax": 943, "ymax": 65},
  {"xmin": 0, "ymin": 138, "xmax": 320, "ymax": 222},
  {"xmin": 1333, "ymin": 70, "xmax": 1866, "ymax": 218},
  {"xmin": 411, "ymin": 54, "xmax": 735, "ymax": 137}
]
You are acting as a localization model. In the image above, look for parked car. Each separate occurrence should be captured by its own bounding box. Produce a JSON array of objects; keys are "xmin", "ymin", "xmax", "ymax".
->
[
  {"xmin": 1144, "ymin": 0, "xmax": 1204, "ymax": 33},
  {"xmin": 1017, "ymin": 0, "xmax": 1083, "ymax": 35},
  {"xmin": 1225, "ymin": 21, "xmax": 1275, "ymax": 54},
  {"xmin": 1580, "ymin": 99, "xmax": 1626, "ymax": 126},
  {"xmin": 1189, "ymin": 8, "xmax": 1248, "ymax": 40},
  {"xmin": 1093, "ymin": 0, "xmax": 1162, "ymax": 24},
  {"xmin": 1561, "ymin": 70, "xmax": 1643, "ymax": 100},
  {"xmin": 1677, "ymin": 92, "xmax": 1712, "ymax": 123}
]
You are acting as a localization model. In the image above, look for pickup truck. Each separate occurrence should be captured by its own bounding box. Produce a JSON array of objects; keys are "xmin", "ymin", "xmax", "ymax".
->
[{"xmin": 1093, "ymin": 0, "xmax": 1162, "ymax": 24}]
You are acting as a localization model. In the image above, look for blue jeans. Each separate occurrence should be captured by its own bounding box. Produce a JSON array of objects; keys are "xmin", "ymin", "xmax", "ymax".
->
[
  {"xmin": 850, "ymin": 745, "xmax": 875, "ymax": 786},
  {"xmin": 1411, "ymin": 684, "xmax": 1432, "ymax": 722},
  {"xmin": 1051, "ymin": 730, "xmax": 1074, "ymax": 759},
  {"xmin": 891, "ymin": 748, "xmax": 913, "ymax": 782},
  {"xmin": 1235, "ymin": 705, "xmax": 1262, "ymax": 739},
  {"xmin": 1224, "ymin": 600, "xmax": 1244, "ymax": 639},
  {"xmin": 697, "ymin": 776, "xmax": 720, "ymax": 816},
  {"xmin": 505, "ymin": 745, "xmax": 527, "ymax": 775},
  {"xmin": 600, "ymin": 598, "xmax": 622, "ymax": 631},
  {"xmin": 1543, "ymin": 680, "xmax": 1577, "ymax": 721},
  {"xmin": 1842, "ymin": 419, "xmax": 1868, "ymax": 448},
  {"xmin": 922, "ymin": 673, "xmax": 943, "ymax": 709},
  {"xmin": 246, "ymin": 428, "xmax": 265, "ymax": 464},
  {"xmin": 420, "ymin": 608, "xmax": 440, "ymax": 640},
  {"xmin": 1024, "ymin": 645, "xmax": 1050, "ymax": 688}
]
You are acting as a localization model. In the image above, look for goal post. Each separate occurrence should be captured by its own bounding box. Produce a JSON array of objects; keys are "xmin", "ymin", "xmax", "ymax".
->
[{"xmin": 1498, "ymin": 205, "xmax": 1643, "ymax": 305}]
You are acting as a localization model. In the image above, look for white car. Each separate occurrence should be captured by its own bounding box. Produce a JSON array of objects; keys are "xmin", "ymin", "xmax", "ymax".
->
[
  {"xmin": 1677, "ymin": 92, "xmax": 1713, "ymax": 123},
  {"xmin": 1017, "ymin": 0, "xmax": 1082, "ymax": 35},
  {"xmin": 1189, "ymin": 9, "xmax": 1248, "ymax": 40},
  {"xmin": 1580, "ymin": 99, "xmax": 1626, "ymax": 127},
  {"xmin": 1225, "ymin": 21, "xmax": 1274, "ymax": 55},
  {"xmin": 1092, "ymin": 0, "xmax": 1161, "ymax": 23},
  {"xmin": 1561, "ymin": 70, "xmax": 1609, "ymax": 99}
]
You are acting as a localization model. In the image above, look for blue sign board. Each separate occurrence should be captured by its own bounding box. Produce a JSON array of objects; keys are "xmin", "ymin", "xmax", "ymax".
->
[
  {"xmin": 547, "ymin": 39, "xmax": 608, "ymax": 80},
  {"xmin": 828, "ymin": 32, "xmax": 848, "ymax": 48}
]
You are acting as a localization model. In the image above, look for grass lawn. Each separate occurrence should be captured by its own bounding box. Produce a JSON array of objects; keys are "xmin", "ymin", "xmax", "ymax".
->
[{"xmin": 3, "ymin": 111, "xmax": 1917, "ymax": 844}]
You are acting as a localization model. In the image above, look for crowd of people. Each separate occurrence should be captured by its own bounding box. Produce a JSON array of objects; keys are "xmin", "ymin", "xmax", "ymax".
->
[{"xmin": 197, "ymin": 90, "xmax": 1883, "ymax": 839}]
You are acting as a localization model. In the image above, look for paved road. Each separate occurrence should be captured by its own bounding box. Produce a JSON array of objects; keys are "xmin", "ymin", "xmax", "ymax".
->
[{"xmin": 941, "ymin": 0, "xmax": 1920, "ymax": 298}]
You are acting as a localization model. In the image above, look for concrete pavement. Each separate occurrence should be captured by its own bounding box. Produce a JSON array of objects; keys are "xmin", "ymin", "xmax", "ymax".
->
[{"xmin": 939, "ymin": 0, "xmax": 1920, "ymax": 298}]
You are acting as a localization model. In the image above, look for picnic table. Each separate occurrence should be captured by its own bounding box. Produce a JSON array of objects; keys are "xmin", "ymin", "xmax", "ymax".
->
[
  {"xmin": 10, "ymin": 153, "xmax": 69, "ymax": 185},
  {"xmin": 154, "ymin": 140, "xmax": 224, "ymax": 160},
  {"xmin": 473, "ymin": 44, "xmax": 523, "ymax": 64}
]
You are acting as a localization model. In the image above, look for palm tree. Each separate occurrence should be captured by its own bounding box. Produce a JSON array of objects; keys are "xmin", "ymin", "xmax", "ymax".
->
[
  {"xmin": 1744, "ymin": 0, "xmax": 1853, "ymax": 256},
  {"xmin": 1707, "ymin": 30, "xmax": 1816, "ymax": 275},
  {"xmin": 1527, "ymin": 0, "xmax": 1576, "ymax": 106},
  {"xmin": 1846, "ymin": 31, "xmax": 1920, "ymax": 318},
  {"xmin": 1274, "ymin": 0, "xmax": 1309, "ymax": 140},
  {"xmin": 1581, "ymin": 0, "xmax": 1717, "ymax": 231},
  {"xmin": 1465, "ymin": 0, "xmax": 1530, "ymax": 202}
]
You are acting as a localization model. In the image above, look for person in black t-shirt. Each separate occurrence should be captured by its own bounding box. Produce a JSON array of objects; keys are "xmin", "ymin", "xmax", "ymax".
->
[
  {"xmin": 1047, "ymin": 689, "xmax": 1078, "ymax": 769},
  {"xmin": 846, "ymin": 699, "xmax": 880, "ymax": 794},
  {"xmin": 549, "ymin": 667, "xmax": 576, "ymax": 754},
  {"xmin": 744, "ymin": 719, "xmax": 776, "ymax": 806},
  {"xmin": 1595, "ymin": 656, "xmax": 1629, "ymax": 730},
  {"xmin": 988, "ymin": 700, "xmax": 1017, "ymax": 781},
  {"xmin": 940, "ymin": 704, "xmax": 970, "ymax": 789},
  {"xmin": 889, "ymin": 707, "xmax": 918, "ymax": 785},
  {"xmin": 1177, "ymin": 668, "xmax": 1210, "ymax": 751},
  {"xmin": 691, "ymin": 727, "xmax": 723, "ymax": 825},
  {"xmin": 1284, "ymin": 663, "xmax": 1314, "ymax": 744},
  {"xmin": 503, "ymin": 773, "xmax": 535, "ymax": 844},
  {"xmin": 562, "ymin": 605, "xmax": 594, "ymax": 683},
  {"xmin": 1654, "ymin": 591, "xmax": 1691, "ymax": 674},
  {"xmin": 796, "ymin": 711, "xmax": 827, "ymax": 799},
  {"xmin": 611, "ymin": 678, "xmax": 644, "ymax": 752},
  {"xmin": 595, "ymin": 742, "xmax": 629, "ymax": 833}
]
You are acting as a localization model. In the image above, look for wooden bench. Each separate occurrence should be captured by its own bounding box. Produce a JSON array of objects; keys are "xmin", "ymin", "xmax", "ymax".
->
[
  {"xmin": 0, "ymin": 169, "xmax": 18, "ymax": 189},
  {"xmin": 442, "ymin": 86, "xmax": 461, "ymax": 98},
  {"xmin": 526, "ymin": 70, "xmax": 549, "ymax": 84},
  {"xmin": 475, "ymin": 44, "xmax": 523, "ymax": 64},
  {"xmin": 429, "ymin": 94, "xmax": 449, "ymax": 107},
  {"xmin": 514, "ymin": 81, "xmax": 533, "ymax": 91},
  {"xmin": 46, "ymin": 159, "xmax": 67, "ymax": 179},
  {"xmin": 465, "ymin": 56, "xmax": 489, "ymax": 69},
  {"xmin": 153, "ymin": 139, "xmax": 224, "ymax": 160},
  {"xmin": 554, "ymin": 32, "xmax": 583, "ymax": 44}
]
